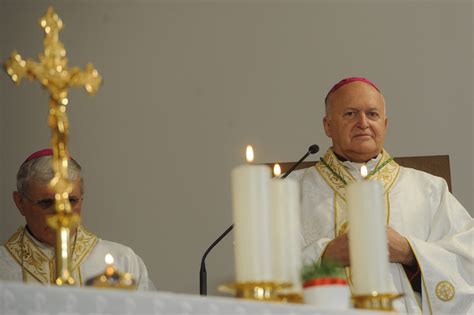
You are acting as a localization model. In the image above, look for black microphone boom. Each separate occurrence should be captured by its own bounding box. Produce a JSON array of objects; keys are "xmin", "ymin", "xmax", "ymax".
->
[
  {"xmin": 198, "ymin": 143, "xmax": 319, "ymax": 296},
  {"xmin": 281, "ymin": 144, "xmax": 319, "ymax": 178}
]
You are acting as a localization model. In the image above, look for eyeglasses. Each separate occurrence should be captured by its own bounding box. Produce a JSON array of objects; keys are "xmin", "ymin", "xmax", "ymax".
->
[{"xmin": 22, "ymin": 194, "xmax": 82, "ymax": 210}]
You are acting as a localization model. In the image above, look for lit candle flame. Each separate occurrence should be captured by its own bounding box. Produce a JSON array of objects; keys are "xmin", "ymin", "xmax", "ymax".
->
[
  {"xmin": 105, "ymin": 253, "xmax": 114, "ymax": 265},
  {"xmin": 360, "ymin": 165, "xmax": 368, "ymax": 178},
  {"xmin": 246, "ymin": 145, "xmax": 254, "ymax": 163},
  {"xmin": 273, "ymin": 163, "xmax": 281, "ymax": 177}
]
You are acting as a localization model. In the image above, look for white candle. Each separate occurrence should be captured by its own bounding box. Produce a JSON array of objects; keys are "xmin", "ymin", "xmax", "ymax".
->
[
  {"xmin": 231, "ymin": 145, "xmax": 272, "ymax": 282},
  {"xmin": 270, "ymin": 164, "xmax": 302, "ymax": 291},
  {"xmin": 347, "ymin": 166, "xmax": 390, "ymax": 294}
]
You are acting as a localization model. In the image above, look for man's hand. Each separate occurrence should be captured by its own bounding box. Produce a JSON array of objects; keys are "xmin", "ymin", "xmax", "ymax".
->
[
  {"xmin": 387, "ymin": 227, "xmax": 416, "ymax": 266},
  {"xmin": 322, "ymin": 228, "xmax": 416, "ymax": 267},
  {"xmin": 322, "ymin": 233, "xmax": 350, "ymax": 266}
]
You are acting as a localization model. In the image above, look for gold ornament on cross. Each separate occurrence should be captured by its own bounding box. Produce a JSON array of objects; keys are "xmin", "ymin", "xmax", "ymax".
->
[{"xmin": 3, "ymin": 6, "xmax": 102, "ymax": 286}]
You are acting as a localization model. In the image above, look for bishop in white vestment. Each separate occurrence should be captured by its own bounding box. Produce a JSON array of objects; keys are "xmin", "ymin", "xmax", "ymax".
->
[
  {"xmin": 0, "ymin": 149, "xmax": 155, "ymax": 290},
  {"xmin": 291, "ymin": 77, "xmax": 473, "ymax": 314}
]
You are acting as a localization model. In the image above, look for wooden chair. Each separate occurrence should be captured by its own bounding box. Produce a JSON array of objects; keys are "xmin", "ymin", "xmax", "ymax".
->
[{"xmin": 267, "ymin": 155, "xmax": 452, "ymax": 192}]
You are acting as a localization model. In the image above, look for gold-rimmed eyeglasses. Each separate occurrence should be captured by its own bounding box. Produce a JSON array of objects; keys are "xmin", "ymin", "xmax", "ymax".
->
[{"xmin": 21, "ymin": 193, "xmax": 83, "ymax": 210}]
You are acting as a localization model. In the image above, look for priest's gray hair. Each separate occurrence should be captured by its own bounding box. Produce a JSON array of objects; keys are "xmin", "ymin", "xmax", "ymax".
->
[{"xmin": 16, "ymin": 156, "xmax": 83, "ymax": 195}]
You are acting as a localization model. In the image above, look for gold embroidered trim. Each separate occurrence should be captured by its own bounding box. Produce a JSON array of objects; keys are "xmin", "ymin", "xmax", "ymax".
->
[
  {"xmin": 385, "ymin": 193, "xmax": 390, "ymax": 225},
  {"xmin": 333, "ymin": 193, "xmax": 338, "ymax": 237},
  {"xmin": 3, "ymin": 225, "xmax": 98, "ymax": 285},
  {"xmin": 316, "ymin": 148, "xmax": 400, "ymax": 198},
  {"xmin": 406, "ymin": 238, "xmax": 433, "ymax": 315},
  {"xmin": 435, "ymin": 281, "xmax": 455, "ymax": 302},
  {"xmin": 316, "ymin": 150, "xmax": 348, "ymax": 200},
  {"xmin": 403, "ymin": 264, "xmax": 423, "ymax": 311},
  {"xmin": 5, "ymin": 227, "xmax": 50, "ymax": 283},
  {"xmin": 71, "ymin": 226, "xmax": 98, "ymax": 272}
]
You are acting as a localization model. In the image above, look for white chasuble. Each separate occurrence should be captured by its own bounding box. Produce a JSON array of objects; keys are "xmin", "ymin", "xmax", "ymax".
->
[
  {"xmin": 290, "ymin": 148, "xmax": 473, "ymax": 314},
  {"xmin": 0, "ymin": 225, "xmax": 155, "ymax": 291}
]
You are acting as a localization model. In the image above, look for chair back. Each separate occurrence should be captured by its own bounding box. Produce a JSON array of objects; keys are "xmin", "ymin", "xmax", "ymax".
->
[{"xmin": 268, "ymin": 155, "xmax": 452, "ymax": 192}]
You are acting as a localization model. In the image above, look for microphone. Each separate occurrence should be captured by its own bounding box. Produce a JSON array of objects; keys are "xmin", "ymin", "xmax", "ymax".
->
[{"xmin": 199, "ymin": 144, "xmax": 319, "ymax": 296}]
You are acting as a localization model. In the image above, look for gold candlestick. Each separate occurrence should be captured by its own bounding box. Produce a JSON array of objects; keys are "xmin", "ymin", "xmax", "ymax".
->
[
  {"xmin": 219, "ymin": 281, "xmax": 292, "ymax": 302},
  {"xmin": 3, "ymin": 6, "xmax": 102, "ymax": 286},
  {"xmin": 351, "ymin": 292, "xmax": 404, "ymax": 311},
  {"xmin": 85, "ymin": 254, "xmax": 137, "ymax": 290}
]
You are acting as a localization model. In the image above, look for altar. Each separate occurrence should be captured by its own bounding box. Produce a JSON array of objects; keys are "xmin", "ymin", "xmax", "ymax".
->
[{"xmin": 0, "ymin": 281, "xmax": 392, "ymax": 315}]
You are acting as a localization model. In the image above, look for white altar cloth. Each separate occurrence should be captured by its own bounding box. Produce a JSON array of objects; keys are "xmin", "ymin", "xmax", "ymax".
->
[{"xmin": 0, "ymin": 280, "xmax": 391, "ymax": 315}]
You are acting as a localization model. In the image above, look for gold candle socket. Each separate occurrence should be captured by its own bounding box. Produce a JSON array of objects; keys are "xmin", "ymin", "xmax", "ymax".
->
[
  {"xmin": 351, "ymin": 292, "xmax": 404, "ymax": 311},
  {"xmin": 219, "ymin": 281, "xmax": 292, "ymax": 302}
]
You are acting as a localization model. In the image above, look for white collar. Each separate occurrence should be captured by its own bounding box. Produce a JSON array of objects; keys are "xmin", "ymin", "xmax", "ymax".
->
[
  {"xmin": 341, "ymin": 153, "xmax": 382, "ymax": 181},
  {"xmin": 24, "ymin": 226, "xmax": 55, "ymax": 258}
]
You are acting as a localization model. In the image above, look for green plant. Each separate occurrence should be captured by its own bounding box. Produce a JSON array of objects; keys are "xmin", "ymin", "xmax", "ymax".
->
[{"xmin": 301, "ymin": 260, "xmax": 346, "ymax": 282}]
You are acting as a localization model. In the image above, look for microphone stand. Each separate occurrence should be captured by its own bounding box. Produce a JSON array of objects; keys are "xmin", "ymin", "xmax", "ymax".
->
[{"xmin": 200, "ymin": 224, "xmax": 234, "ymax": 296}]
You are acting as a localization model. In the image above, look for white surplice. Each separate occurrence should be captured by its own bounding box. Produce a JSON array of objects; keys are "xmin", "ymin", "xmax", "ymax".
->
[
  {"xmin": 0, "ymin": 225, "xmax": 155, "ymax": 291},
  {"xmin": 290, "ymin": 148, "xmax": 473, "ymax": 314}
]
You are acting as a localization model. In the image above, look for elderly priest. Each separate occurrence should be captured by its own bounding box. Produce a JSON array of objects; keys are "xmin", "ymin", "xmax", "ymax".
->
[
  {"xmin": 290, "ymin": 77, "xmax": 473, "ymax": 314},
  {"xmin": 0, "ymin": 149, "xmax": 155, "ymax": 290}
]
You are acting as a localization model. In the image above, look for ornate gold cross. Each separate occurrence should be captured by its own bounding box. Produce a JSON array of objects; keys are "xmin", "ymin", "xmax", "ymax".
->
[{"xmin": 4, "ymin": 6, "xmax": 102, "ymax": 286}]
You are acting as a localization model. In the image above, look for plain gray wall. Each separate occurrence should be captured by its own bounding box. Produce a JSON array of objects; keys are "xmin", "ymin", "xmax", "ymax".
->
[{"xmin": 1, "ymin": 0, "xmax": 472, "ymax": 295}]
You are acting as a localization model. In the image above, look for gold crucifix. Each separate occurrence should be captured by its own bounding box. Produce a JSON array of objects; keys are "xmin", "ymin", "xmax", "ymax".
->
[{"xmin": 4, "ymin": 6, "xmax": 102, "ymax": 286}]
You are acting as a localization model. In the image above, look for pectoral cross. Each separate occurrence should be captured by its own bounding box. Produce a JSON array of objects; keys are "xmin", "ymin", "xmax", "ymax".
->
[{"xmin": 3, "ymin": 7, "xmax": 102, "ymax": 286}]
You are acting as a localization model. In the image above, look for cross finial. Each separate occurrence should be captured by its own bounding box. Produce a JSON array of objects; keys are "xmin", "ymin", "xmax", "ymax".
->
[
  {"xmin": 40, "ymin": 6, "xmax": 63, "ymax": 36},
  {"xmin": 4, "ymin": 6, "xmax": 101, "ymax": 96}
]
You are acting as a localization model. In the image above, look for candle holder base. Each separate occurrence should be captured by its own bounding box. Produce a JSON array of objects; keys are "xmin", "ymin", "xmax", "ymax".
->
[
  {"xmin": 351, "ymin": 292, "xmax": 404, "ymax": 311},
  {"xmin": 85, "ymin": 267, "xmax": 137, "ymax": 290},
  {"xmin": 218, "ymin": 281, "xmax": 291, "ymax": 301},
  {"xmin": 277, "ymin": 292, "xmax": 304, "ymax": 304},
  {"xmin": 55, "ymin": 276, "xmax": 75, "ymax": 286}
]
